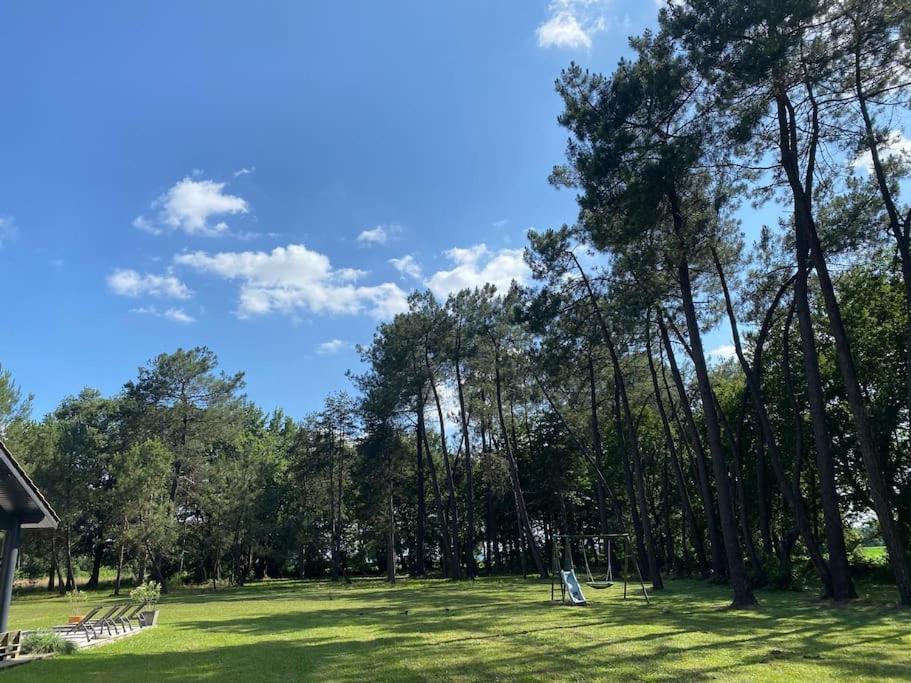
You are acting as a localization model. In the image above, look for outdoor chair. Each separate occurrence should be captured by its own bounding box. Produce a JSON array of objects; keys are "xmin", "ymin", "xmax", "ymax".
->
[
  {"xmin": 116, "ymin": 603, "xmax": 146, "ymax": 631},
  {"xmin": 0, "ymin": 631, "xmax": 21, "ymax": 661},
  {"xmin": 52, "ymin": 605, "xmax": 104, "ymax": 641},
  {"xmin": 82, "ymin": 605, "xmax": 123, "ymax": 638}
]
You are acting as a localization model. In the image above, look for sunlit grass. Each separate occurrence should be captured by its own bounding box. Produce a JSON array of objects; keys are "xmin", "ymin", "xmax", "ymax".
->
[{"xmin": 5, "ymin": 576, "xmax": 909, "ymax": 681}]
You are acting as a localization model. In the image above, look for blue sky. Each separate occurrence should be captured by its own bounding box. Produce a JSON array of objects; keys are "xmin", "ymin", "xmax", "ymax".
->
[{"xmin": 0, "ymin": 0, "xmax": 758, "ymax": 419}]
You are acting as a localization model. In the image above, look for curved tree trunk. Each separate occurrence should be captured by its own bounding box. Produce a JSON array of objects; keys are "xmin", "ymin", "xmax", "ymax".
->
[
  {"xmin": 426, "ymin": 354, "xmax": 462, "ymax": 580},
  {"xmin": 712, "ymin": 251, "xmax": 836, "ymax": 597},
  {"xmin": 493, "ymin": 346, "xmax": 547, "ymax": 578},
  {"xmin": 420, "ymin": 404, "xmax": 454, "ymax": 577},
  {"xmin": 674, "ymin": 244, "xmax": 755, "ymax": 607},
  {"xmin": 657, "ymin": 314, "xmax": 727, "ymax": 579},
  {"xmin": 453, "ymin": 338, "xmax": 477, "ymax": 578},
  {"xmin": 646, "ymin": 331, "xmax": 709, "ymax": 577},
  {"xmin": 569, "ymin": 252, "xmax": 662, "ymax": 589}
]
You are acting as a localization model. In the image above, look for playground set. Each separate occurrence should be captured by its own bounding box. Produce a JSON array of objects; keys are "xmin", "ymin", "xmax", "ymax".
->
[{"xmin": 550, "ymin": 533, "xmax": 650, "ymax": 606}]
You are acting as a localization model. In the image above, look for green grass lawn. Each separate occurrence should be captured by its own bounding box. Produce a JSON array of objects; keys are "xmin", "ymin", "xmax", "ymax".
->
[
  {"xmin": 859, "ymin": 546, "xmax": 888, "ymax": 563},
  {"xmin": 4, "ymin": 577, "xmax": 910, "ymax": 681}
]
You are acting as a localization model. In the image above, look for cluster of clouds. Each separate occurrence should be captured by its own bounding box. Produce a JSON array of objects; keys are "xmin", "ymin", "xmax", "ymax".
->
[
  {"xmin": 173, "ymin": 244, "xmax": 410, "ymax": 320},
  {"xmin": 143, "ymin": 241, "xmax": 525, "ymax": 321},
  {"xmin": 108, "ymin": 173, "xmax": 530, "ymax": 362},
  {"xmin": 133, "ymin": 177, "xmax": 250, "ymax": 237}
]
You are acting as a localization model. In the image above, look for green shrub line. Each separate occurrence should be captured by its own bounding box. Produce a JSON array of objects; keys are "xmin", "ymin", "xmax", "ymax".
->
[{"xmin": 20, "ymin": 631, "xmax": 76, "ymax": 656}]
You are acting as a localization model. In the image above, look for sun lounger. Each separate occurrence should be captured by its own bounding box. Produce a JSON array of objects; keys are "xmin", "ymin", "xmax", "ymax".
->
[
  {"xmin": 118, "ymin": 603, "xmax": 146, "ymax": 631},
  {"xmin": 52, "ymin": 605, "xmax": 104, "ymax": 641},
  {"xmin": 87, "ymin": 605, "xmax": 126, "ymax": 637}
]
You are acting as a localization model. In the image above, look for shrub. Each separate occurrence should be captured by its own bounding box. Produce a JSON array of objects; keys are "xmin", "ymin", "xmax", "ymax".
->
[
  {"xmin": 130, "ymin": 581, "xmax": 161, "ymax": 606},
  {"xmin": 21, "ymin": 631, "xmax": 76, "ymax": 655},
  {"xmin": 65, "ymin": 588, "xmax": 86, "ymax": 614}
]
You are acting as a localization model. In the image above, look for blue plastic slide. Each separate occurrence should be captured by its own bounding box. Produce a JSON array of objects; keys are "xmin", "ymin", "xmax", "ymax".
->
[{"xmin": 560, "ymin": 569, "xmax": 587, "ymax": 605}]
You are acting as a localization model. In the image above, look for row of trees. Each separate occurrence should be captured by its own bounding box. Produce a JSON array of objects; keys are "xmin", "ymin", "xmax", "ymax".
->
[{"xmin": 1, "ymin": 0, "xmax": 909, "ymax": 608}]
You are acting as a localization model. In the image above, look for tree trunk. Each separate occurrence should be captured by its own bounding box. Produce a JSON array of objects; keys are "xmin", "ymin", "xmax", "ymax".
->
[
  {"xmin": 672, "ymin": 233, "xmax": 754, "ymax": 606},
  {"xmin": 420, "ymin": 405, "xmax": 454, "ymax": 577},
  {"xmin": 387, "ymin": 493, "xmax": 396, "ymax": 584},
  {"xmin": 793, "ymin": 241, "xmax": 857, "ymax": 600},
  {"xmin": 712, "ymin": 249, "xmax": 837, "ymax": 597},
  {"xmin": 774, "ymin": 87, "xmax": 900, "ymax": 600},
  {"xmin": 646, "ymin": 331, "xmax": 709, "ymax": 577},
  {"xmin": 480, "ymin": 408, "xmax": 496, "ymax": 575},
  {"xmin": 114, "ymin": 542, "xmax": 125, "ymax": 596},
  {"xmin": 493, "ymin": 346, "xmax": 547, "ymax": 577},
  {"xmin": 587, "ymin": 348, "xmax": 612, "ymax": 535},
  {"xmin": 415, "ymin": 406, "xmax": 427, "ymax": 577},
  {"xmin": 614, "ymin": 381, "xmax": 649, "ymax": 581},
  {"xmin": 454, "ymin": 344, "xmax": 477, "ymax": 578},
  {"xmin": 716, "ymin": 392, "xmax": 766, "ymax": 583},
  {"xmin": 64, "ymin": 525, "xmax": 76, "ymax": 591},
  {"xmin": 48, "ymin": 535, "xmax": 58, "ymax": 592},
  {"xmin": 570, "ymin": 252, "xmax": 662, "ymax": 589},
  {"xmin": 657, "ymin": 313, "xmax": 727, "ymax": 579},
  {"xmin": 426, "ymin": 354, "xmax": 462, "ymax": 580},
  {"xmin": 86, "ymin": 539, "xmax": 104, "ymax": 589}
]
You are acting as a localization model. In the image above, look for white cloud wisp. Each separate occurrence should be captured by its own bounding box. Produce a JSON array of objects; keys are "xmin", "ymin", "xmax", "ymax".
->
[
  {"xmin": 133, "ymin": 177, "xmax": 250, "ymax": 236},
  {"xmin": 107, "ymin": 269, "xmax": 193, "ymax": 299},
  {"xmin": 174, "ymin": 243, "xmax": 408, "ymax": 319},
  {"xmin": 537, "ymin": 0, "xmax": 612, "ymax": 49},
  {"xmin": 424, "ymin": 244, "xmax": 529, "ymax": 299}
]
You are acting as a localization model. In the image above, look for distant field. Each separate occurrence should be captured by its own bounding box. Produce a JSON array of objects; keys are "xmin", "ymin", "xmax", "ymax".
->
[
  {"xmin": 859, "ymin": 546, "xmax": 888, "ymax": 563},
  {"xmin": 4, "ymin": 576, "xmax": 910, "ymax": 682}
]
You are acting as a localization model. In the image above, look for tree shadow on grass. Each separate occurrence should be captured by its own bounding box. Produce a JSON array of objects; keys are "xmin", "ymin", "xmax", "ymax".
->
[{"xmin": 7, "ymin": 577, "xmax": 910, "ymax": 682}]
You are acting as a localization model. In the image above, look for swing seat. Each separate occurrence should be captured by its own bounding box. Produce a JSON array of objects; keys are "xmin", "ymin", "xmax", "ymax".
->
[{"xmin": 586, "ymin": 580, "xmax": 614, "ymax": 589}]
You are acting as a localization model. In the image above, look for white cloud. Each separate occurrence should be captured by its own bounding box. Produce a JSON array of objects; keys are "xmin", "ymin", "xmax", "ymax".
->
[
  {"xmin": 0, "ymin": 216, "xmax": 17, "ymax": 247},
  {"xmin": 107, "ymin": 268, "xmax": 193, "ymax": 299},
  {"xmin": 424, "ymin": 244, "xmax": 530, "ymax": 299},
  {"xmin": 853, "ymin": 131, "xmax": 911, "ymax": 174},
  {"xmin": 233, "ymin": 167, "xmax": 255, "ymax": 177},
  {"xmin": 707, "ymin": 344, "xmax": 737, "ymax": 364},
  {"xmin": 492, "ymin": 219, "xmax": 509, "ymax": 228},
  {"xmin": 536, "ymin": 0, "xmax": 611, "ymax": 49},
  {"xmin": 389, "ymin": 254, "xmax": 423, "ymax": 280},
  {"xmin": 357, "ymin": 225, "xmax": 393, "ymax": 245},
  {"xmin": 174, "ymin": 243, "xmax": 408, "ymax": 319},
  {"xmin": 130, "ymin": 306, "xmax": 196, "ymax": 324},
  {"xmin": 133, "ymin": 177, "xmax": 250, "ymax": 236},
  {"xmin": 317, "ymin": 339, "xmax": 352, "ymax": 355}
]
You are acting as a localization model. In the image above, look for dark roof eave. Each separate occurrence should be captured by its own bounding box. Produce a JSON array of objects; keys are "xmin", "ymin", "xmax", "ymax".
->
[{"xmin": 0, "ymin": 439, "xmax": 60, "ymax": 529}]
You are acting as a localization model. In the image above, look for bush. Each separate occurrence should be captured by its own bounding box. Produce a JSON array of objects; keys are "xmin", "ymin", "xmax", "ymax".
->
[
  {"xmin": 21, "ymin": 631, "xmax": 77, "ymax": 655},
  {"xmin": 65, "ymin": 588, "xmax": 86, "ymax": 614},
  {"xmin": 130, "ymin": 580, "xmax": 161, "ymax": 606}
]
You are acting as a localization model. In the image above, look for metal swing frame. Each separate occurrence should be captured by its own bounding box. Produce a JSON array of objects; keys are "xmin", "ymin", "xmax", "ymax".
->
[{"xmin": 550, "ymin": 532, "xmax": 650, "ymax": 605}]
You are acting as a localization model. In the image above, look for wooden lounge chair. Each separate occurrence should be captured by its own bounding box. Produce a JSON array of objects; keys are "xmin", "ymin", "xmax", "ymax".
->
[
  {"xmin": 88, "ymin": 605, "xmax": 126, "ymax": 637},
  {"xmin": 52, "ymin": 605, "xmax": 104, "ymax": 641},
  {"xmin": 118, "ymin": 603, "xmax": 146, "ymax": 631},
  {"xmin": 106, "ymin": 604, "xmax": 135, "ymax": 635},
  {"xmin": 0, "ymin": 631, "xmax": 21, "ymax": 661},
  {"xmin": 114, "ymin": 604, "xmax": 140, "ymax": 631}
]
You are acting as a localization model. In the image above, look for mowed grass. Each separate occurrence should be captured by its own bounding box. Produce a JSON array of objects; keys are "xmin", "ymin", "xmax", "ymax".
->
[
  {"xmin": 4, "ymin": 576, "xmax": 910, "ymax": 681},
  {"xmin": 859, "ymin": 546, "xmax": 888, "ymax": 562}
]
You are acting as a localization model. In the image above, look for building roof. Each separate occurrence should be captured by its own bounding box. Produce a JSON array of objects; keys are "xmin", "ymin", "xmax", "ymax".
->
[{"xmin": 0, "ymin": 439, "xmax": 59, "ymax": 529}]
